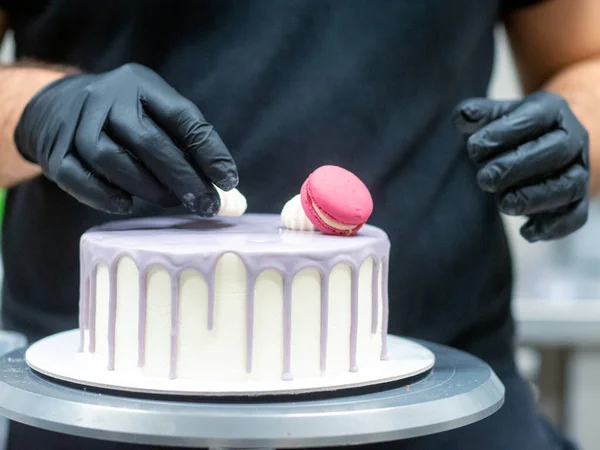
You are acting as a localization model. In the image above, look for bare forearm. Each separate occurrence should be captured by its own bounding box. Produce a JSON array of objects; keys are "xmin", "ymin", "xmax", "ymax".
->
[
  {"xmin": 504, "ymin": 0, "xmax": 600, "ymax": 194},
  {"xmin": 0, "ymin": 64, "xmax": 70, "ymax": 186},
  {"xmin": 543, "ymin": 58, "xmax": 600, "ymax": 195}
]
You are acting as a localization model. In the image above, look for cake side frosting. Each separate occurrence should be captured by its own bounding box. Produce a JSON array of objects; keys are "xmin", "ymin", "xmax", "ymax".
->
[{"xmin": 78, "ymin": 214, "xmax": 390, "ymax": 381}]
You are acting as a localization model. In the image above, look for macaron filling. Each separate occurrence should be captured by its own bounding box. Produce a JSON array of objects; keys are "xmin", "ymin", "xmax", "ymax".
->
[{"xmin": 312, "ymin": 202, "xmax": 357, "ymax": 232}]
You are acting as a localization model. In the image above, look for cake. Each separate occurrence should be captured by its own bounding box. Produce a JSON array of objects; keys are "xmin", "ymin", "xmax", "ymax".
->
[{"xmin": 78, "ymin": 214, "xmax": 390, "ymax": 382}]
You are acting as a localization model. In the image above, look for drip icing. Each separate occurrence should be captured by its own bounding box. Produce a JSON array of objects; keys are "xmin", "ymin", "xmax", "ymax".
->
[
  {"xmin": 371, "ymin": 262, "xmax": 379, "ymax": 334},
  {"xmin": 319, "ymin": 272, "xmax": 329, "ymax": 373},
  {"xmin": 137, "ymin": 272, "xmax": 147, "ymax": 367},
  {"xmin": 88, "ymin": 266, "xmax": 97, "ymax": 353},
  {"xmin": 78, "ymin": 247, "xmax": 85, "ymax": 352},
  {"xmin": 349, "ymin": 266, "xmax": 359, "ymax": 372},
  {"xmin": 207, "ymin": 267, "xmax": 216, "ymax": 331},
  {"xmin": 83, "ymin": 277, "xmax": 89, "ymax": 330},
  {"xmin": 245, "ymin": 275, "xmax": 255, "ymax": 374},
  {"xmin": 107, "ymin": 262, "xmax": 118, "ymax": 370},
  {"xmin": 282, "ymin": 277, "xmax": 293, "ymax": 381},
  {"xmin": 381, "ymin": 257, "xmax": 389, "ymax": 360},
  {"xmin": 169, "ymin": 274, "xmax": 181, "ymax": 379},
  {"xmin": 78, "ymin": 215, "xmax": 390, "ymax": 380}
]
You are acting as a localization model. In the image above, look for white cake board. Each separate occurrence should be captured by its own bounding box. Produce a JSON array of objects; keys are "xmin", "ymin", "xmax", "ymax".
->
[{"xmin": 25, "ymin": 330, "xmax": 434, "ymax": 396}]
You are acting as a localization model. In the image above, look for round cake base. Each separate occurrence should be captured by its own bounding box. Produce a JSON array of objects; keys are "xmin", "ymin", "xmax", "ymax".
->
[{"xmin": 25, "ymin": 330, "xmax": 434, "ymax": 396}]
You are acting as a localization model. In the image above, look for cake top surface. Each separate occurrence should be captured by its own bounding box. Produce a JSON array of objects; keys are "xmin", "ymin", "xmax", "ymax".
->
[{"xmin": 82, "ymin": 214, "xmax": 388, "ymax": 256}]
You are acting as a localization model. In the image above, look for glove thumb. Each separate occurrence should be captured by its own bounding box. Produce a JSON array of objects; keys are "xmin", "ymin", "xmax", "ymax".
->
[{"xmin": 452, "ymin": 98, "xmax": 521, "ymax": 136}]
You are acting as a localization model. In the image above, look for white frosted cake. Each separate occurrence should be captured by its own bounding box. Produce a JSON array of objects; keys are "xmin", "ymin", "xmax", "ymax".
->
[{"xmin": 78, "ymin": 214, "xmax": 390, "ymax": 382}]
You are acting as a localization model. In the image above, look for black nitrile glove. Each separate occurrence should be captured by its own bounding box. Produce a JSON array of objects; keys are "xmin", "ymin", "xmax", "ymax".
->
[
  {"xmin": 15, "ymin": 63, "xmax": 238, "ymax": 216},
  {"xmin": 453, "ymin": 92, "xmax": 589, "ymax": 242}
]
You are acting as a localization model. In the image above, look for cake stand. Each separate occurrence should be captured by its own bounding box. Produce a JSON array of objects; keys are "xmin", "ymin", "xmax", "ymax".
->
[{"xmin": 0, "ymin": 340, "xmax": 504, "ymax": 449}]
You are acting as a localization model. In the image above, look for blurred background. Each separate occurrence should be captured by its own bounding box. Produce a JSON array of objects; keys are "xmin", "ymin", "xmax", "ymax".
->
[{"xmin": 0, "ymin": 25, "xmax": 599, "ymax": 450}]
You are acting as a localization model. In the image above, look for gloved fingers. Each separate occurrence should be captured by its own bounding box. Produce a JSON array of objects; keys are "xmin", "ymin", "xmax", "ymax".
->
[
  {"xmin": 558, "ymin": 105, "xmax": 590, "ymax": 167},
  {"xmin": 54, "ymin": 154, "xmax": 133, "ymax": 214},
  {"xmin": 476, "ymin": 129, "xmax": 579, "ymax": 193},
  {"xmin": 76, "ymin": 127, "xmax": 180, "ymax": 207},
  {"xmin": 74, "ymin": 101, "xmax": 179, "ymax": 207},
  {"xmin": 466, "ymin": 92, "xmax": 563, "ymax": 164},
  {"xmin": 139, "ymin": 77, "xmax": 238, "ymax": 191},
  {"xmin": 520, "ymin": 196, "xmax": 589, "ymax": 242},
  {"xmin": 107, "ymin": 107, "xmax": 220, "ymax": 216},
  {"xmin": 497, "ymin": 164, "xmax": 588, "ymax": 216},
  {"xmin": 452, "ymin": 98, "xmax": 520, "ymax": 136}
]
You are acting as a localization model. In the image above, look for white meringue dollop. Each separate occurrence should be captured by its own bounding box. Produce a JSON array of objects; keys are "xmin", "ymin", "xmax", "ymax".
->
[
  {"xmin": 281, "ymin": 194, "xmax": 316, "ymax": 232},
  {"xmin": 216, "ymin": 186, "xmax": 247, "ymax": 217}
]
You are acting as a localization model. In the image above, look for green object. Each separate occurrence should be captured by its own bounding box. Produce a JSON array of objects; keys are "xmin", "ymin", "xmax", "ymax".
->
[{"xmin": 0, "ymin": 188, "xmax": 5, "ymax": 223}]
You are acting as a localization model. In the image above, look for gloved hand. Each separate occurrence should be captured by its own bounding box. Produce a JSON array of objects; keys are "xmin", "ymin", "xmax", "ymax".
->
[
  {"xmin": 453, "ymin": 91, "xmax": 589, "ymax": 242},
  {"xmin": 15, "ymin": 63, "xmax": 237, "ymax": 216}
]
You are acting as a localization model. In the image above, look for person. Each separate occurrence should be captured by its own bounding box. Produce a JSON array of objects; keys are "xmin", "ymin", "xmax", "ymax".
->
[{"xmin": 0, "ymin": 0, "xmax": 598, "ymax": 449}]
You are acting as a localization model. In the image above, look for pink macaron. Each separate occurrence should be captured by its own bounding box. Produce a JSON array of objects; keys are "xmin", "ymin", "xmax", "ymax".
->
[{"xmin": 301, "ymin": 165, "xmax": 373, "ymax": 236}]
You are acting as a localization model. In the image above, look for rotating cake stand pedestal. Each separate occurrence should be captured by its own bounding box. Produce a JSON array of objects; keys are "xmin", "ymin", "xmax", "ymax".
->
[{"xmin": 0, "ymin": 340, "xmax": 504, "ymax": 449}]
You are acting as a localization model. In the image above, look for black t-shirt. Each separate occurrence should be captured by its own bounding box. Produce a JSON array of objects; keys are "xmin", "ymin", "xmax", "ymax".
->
[{"xmin": 1, "ymin": 0, "xmax": 541, "ymax": 367}]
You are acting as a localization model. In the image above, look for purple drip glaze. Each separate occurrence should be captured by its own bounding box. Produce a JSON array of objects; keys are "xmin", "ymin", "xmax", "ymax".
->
[
  {"xmin": 88, "ymin": 267, "xmax": 97, "ymax": 353},
  {"xmin": 371, "ymin": 262, "xmax": 380, "ymax": 334},
  {"xmin": 381, "ymin": 257, "xmax": 389, "ymax": 360},
  {"xmin": 169, "ymin": 274, "xmax": 181, "ymax": 379},
  {"xmin": 107, "ymin": 262, "xmax": 118, "ymax": 370},
  {"xmin": 349, "ymin": 267, "xmax": 359, "ymax": 372},
  {"xmin": 78, "ymin": 247, "xmax": 85, "ymax": 352},
  {"xmin": 137, "ymin": 272, "xmax": 148, "ymax": 367},
  {"xmin": 282, "ymin": 277, "xmax": 293, "ymax": 381},
  {"xmin": 245, "ymin": 274, "xmax": 255, "ymax": 374},
  {"xmin": 83, "ymin": 277, "xmax": 89, "ymax": 330},
  {"xmin": 77, "ymin": 214, "xmax": 390, "ymax": 380},
  {"xmin": 207, "ymin": 266, "xmax": 217, "ymax": 331},
  {"xmin": 319, "ymin": 272, "xmax": 329, "ymax": 373}
]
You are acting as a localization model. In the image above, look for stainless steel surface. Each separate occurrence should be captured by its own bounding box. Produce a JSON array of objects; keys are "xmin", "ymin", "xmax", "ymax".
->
[
  {"xmin": 514, "ymin": 264, "xmax": 600, "ymax": 346},
  {"xmin": 515, "ymin": 299, "xmax": 600, "ymax": 346},
  {"xmin": 0, "ymin": 341, "xmax": 504, "ymax": 449}
]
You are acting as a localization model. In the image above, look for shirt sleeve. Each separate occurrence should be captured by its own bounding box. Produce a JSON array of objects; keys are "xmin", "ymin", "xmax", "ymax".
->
[{"xmin": 502, "ymin": 0, "xmax": 548, "ymax": 12}]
